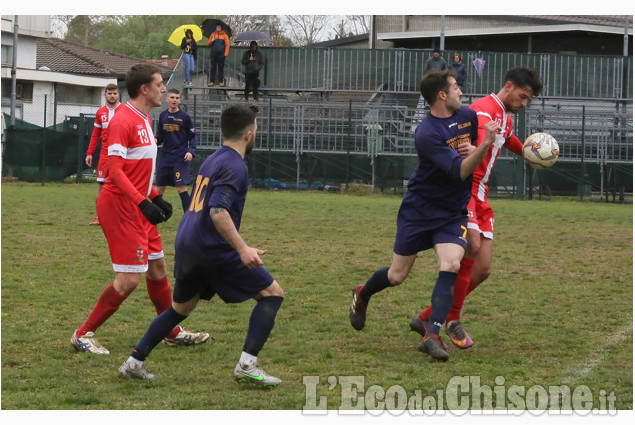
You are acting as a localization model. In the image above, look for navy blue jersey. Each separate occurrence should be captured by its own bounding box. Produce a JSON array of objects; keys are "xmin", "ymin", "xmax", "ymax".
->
[
  {"xmin": 174, "ymin": 146, "xmax": 248, "ymax": 276},
  {"xmin": 156, "ymin": 108, "xmax": 197, "ymax": 165},
  {"xmin": 402, "ymin": 106, "xmax": 478, "ymax": 222}
]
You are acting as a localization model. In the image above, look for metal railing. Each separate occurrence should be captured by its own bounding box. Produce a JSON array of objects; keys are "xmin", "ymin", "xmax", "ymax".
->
[
  {"xmin": 187, "ymin": 46, "xmax": 633, "ymax": 99},
  {"xmin": 182, "ymin": 95, "xmax": 633, "ymax": 165}
]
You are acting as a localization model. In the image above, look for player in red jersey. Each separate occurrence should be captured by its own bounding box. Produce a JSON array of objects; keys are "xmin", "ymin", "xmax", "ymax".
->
[
  {"xmin": 411, "ymin": 67, "xmax": 543, "ymax": 348},
  {"xmin": 71, "ymin": 64, "xmax": 209, "ymax": 354},
  {"xmin": 85, "ymin": 84, "xmax": 122, "ymax": 226}
]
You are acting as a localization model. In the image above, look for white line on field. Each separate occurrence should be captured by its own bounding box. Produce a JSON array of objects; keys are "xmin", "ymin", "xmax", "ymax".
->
[{"xmin": 561, "ymin": 323, "xmax": 632, "ymax": 385}]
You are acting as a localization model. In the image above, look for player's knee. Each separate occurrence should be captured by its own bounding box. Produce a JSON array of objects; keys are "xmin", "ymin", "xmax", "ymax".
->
[
  {"xmin": 465, "ymin": 241, "xmax": 480, "ymax": 258},
  {"xmin": 387, "ymin": 268, "xmax": 407, "ymax": 286},
  {"xmin": 440, "ymin": 259, "xmax": 462, "ymax": 274},
  {"xmin": 259, "ymin": 280, "xmax": 284, "ymax": 298},
  {"xmin": 147, "ymin": 258, "xmax": 167, "ymax": 279},
  {"xmin": 114, "ymin": 275, "xmax": 140, "ymax": 296},
  {"xmin": 473, "ymin": 267, "xmax": 491, "ymax": 284}
]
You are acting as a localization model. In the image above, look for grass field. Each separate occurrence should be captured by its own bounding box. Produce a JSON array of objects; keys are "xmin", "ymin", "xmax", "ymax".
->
[{"xmin": 1, "ymin": 182, "xmax": 632, "ymax": 414}]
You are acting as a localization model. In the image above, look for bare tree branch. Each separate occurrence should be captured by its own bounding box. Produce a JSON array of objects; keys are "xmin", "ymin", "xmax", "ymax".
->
[{"xmin": 284, "ymin": 15, "xmax": 333, "ymax": 46}]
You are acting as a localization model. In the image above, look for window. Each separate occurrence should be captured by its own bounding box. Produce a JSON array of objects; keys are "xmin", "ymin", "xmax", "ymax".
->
[
  {"xmin": 55, "ymin": 83, "xmax": 100, "ymax": 105},
  {"xmin": 1, "ymin": 44, "xmax": 13, "ymax": 67},
  {"xmin": 1, "ymin": 79, "xmax": 33, "ymax": 101}
]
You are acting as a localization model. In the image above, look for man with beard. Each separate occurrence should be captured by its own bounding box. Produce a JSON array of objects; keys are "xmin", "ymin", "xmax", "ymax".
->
[
  {"xmin": 349, "ymin": 71, "xmax": 498, "ymax": 362},
  {"xmin": 71, "ymin": 64, "xmax": 209, "ymax": 355},
  {"xmin": 118, "ymin": 104, "xmax": 285, "ymax": 386},
  {"xmin": 411, "ymin": 66, "xmax": 543, "ymax": 350}
]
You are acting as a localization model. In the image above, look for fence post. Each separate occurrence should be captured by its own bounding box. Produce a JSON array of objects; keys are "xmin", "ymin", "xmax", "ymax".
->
[
  {"xmin": 578, "ymin": 105, "xmax": 587, "ymax": 200},
  {"xmin": 267, "ymin": 97, "xmax": 272, "ymax": 179},
  {"xmin": 40, "ymin": 94, "xmax": 47, "ymax": 183},
  {"xmin": 346, "ymin": 99, "xmax": 352, "ymax": 183},
  {"xmin": 516, "ymin": 109, "xmax": 527, "ymax": 199},
  {"xmin": 77, "ymin": 113, "xmax": 85, "ymax": 183}
]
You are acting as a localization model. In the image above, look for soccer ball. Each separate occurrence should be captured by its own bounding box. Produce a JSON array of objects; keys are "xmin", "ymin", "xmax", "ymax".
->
[{"xmin": 523, "ymin": 133, "xmax": 559, "ymax": 169}]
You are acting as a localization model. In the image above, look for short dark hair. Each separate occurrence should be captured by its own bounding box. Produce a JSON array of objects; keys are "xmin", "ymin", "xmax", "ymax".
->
[
  {"xmin": 167, "ymin": 88, "xmax": 180, "ymax": 95},
  {"xmin": 433, "ymin": 48, "xmax": 441, "ymax": 54},
  {"xmin": 419, "ymin": 70, "xmax": 456, "ymax": 106},
  {"xmin": 105, "ymin": 83, "xmax": 118, "ymax": 92},
  {"xmin": 221, "ymin": 104, "xmax": 258, "ymax": 140},
  {"xmin": 504, "ymin": 66, "xmax": 543, "ymax": 96},
  {"xmin": 125, "ymin": 63, "xmax": 161, "ymax": 99}
]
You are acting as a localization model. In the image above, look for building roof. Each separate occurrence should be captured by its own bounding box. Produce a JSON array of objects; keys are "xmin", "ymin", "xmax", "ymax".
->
[
  {"xmin": 519, "ymin": 15, "xmax": 632, "ymax": 27},
  {"xmin": 307, "ymin": 33, "xmax": 369, "ymax": 48},
  {"xmin": 36, "ymin": 38, "xmax": 173, "ymax": 78}
]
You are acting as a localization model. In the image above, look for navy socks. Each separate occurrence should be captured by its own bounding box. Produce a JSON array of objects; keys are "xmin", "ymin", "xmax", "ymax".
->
[
  {"xmin": 132, "ymin": 306, "xmax": 187, "ymax": 362},
  {"xmin": 179, "ymin": 191, "xmax": 191, "ymax": 212},
  {"xmin": 243, "ymin": 296, "xmax": 284, "ymax": 356},
  {"xmin": 428, "ymin": 271, "xmax": 457, "ymax": 335},
  {"xmin": 360, "ymin": 267, "xmax": 391, "ymax": 301}
]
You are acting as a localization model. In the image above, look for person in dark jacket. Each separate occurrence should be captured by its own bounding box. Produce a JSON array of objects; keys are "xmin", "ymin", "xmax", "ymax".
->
[
  {"xmin": 424, "ymin": 48, "xmax": 448, "ymax": 75},
  {"xmin": 450, "ymin": 53, "xmax": 467, "ymax": 91},
  {"xmin": 181, "ymin": 29, "xmax": 198, "ymax": 86},
  {"xmin": 241, "ymin": 41, "xmax": 264, "ymax": 102}
]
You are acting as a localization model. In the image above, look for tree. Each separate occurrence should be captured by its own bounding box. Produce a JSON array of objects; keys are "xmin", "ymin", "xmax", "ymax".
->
[
  {"xmin": 60, "ymin": 15, "xmax": 107, "ymax": 46},
  {"xmin": 345, "ymin": 15, "xmax": 370, "ymax": 35},
  {"xmin": 283, "ymin": 15, "xmax": 332, "ymax": 46},
  {"xmin": 268, "ymin": 16, "xmax": 293, "ymax": 47}
]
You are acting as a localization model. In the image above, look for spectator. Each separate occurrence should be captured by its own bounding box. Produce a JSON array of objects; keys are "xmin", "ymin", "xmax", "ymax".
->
[
  {"xmin": 450, "ymin": 53, "xmax": 467, "ymax": 90},
  {"xmin": 207, "ymin": 24, "xmax": 230, "ymax": 87},
  {"xmin": 241, "ymin": 41, "xmax": 264, "ymax": 102},
  {"xmin": 424, "ymin": 48, "xmax": 448, "ymax": 75},
  {"xmin": 180, "ymin": 29, "xmax": 198, "ymax": 86}
]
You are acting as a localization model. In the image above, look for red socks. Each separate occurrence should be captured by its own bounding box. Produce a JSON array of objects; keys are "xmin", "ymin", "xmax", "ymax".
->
[
  {"xmin": 146, "ymin": 275, "xmax": 180, "ymax": 339},
  {"xmin": 77, "ymin": 277, "xmax": 181, "ymax": 339},
  {"xmin": 77, "ymin": 283, "xmax": 126, "ymax": 337},
  {"xmin": 146, "ymin": 275, "xmax": 172, "ymax": 314},
  {"xmin": 445, "ymin": 257, "xmax": 475, "ymax": 322}
]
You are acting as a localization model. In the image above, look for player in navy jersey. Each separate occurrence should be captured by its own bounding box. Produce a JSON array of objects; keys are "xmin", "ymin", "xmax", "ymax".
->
[
  {"xmin": 155, "ymin": 88, "xmax": 197, "ymax": 212},
  {"xmin": 118, "ymin": 104, "xmax": 285, "ymax": 385},
  {"xmin": 349, "ymin": 70, "xmax": 499, "ymax": 361}
]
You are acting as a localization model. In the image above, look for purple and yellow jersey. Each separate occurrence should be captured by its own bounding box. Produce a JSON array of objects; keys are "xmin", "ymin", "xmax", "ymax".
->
[
  {"xmin": 401, "ymin": 106, "xmax": 478, "ymax": 223},
  {"xmin": 156, "ymin": 108, "xmax": 197, "ymax": 165},
  {"xmin": 174, "ymin": 146, "xmax": 248, "ymax": 277}
]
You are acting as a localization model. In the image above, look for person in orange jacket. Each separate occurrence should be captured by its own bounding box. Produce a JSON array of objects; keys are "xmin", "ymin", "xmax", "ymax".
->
[{"xmin": 207, "ymin": 24, "xmax": 230, "ymax": 87}]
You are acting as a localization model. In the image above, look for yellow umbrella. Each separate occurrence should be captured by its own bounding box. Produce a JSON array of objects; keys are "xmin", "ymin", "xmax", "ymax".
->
[{"xmin": 168, "ymin": 25, "xmax": 203, "ymax": 46}]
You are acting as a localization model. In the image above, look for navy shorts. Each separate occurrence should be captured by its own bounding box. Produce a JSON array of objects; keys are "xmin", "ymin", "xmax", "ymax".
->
[
  {"xmin": 173, "ymin": 253, "xmax": 274, "ymax": 304},
  {"xmin": 393, "ymin": 214, "xmax": 468, "ymax": 256},
  {"xmin": 155, "ymin": 161, "xmax": 192, "ymax": 187}
]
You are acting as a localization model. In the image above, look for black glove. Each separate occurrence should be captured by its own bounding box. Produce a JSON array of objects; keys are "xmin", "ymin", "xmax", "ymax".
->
[
  {"xmin": 151, "ymin": 194, "xmax": 173, "ymax": 221},
  {"xmin": 138, "ymin": 199, "xmax": 166, "ymax": 225}
]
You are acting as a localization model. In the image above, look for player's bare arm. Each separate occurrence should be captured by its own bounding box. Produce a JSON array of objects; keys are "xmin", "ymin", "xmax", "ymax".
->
[
  {"xmin": 459, "ymin": 120, "xmax": 499, "ymax": 180},
  {"xmin": 210, "ymin": 207, "xmax": 266, "ymax": 269},
  {"xmin": 456, "ymin": 142, "xmax": 475, "ymax": 159}
]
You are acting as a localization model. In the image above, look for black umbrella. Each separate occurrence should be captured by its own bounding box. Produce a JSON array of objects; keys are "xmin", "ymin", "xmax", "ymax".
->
[{"xmin": 200, "ymin": 18, "xmax": 232, "ymax": 38}]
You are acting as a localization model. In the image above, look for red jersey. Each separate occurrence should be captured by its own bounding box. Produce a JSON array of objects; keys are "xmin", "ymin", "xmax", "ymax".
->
[
  {"xmin": 102, "ymin": 102, "xmax": 157, "ymax": 200},
  {"xmin": 86, "ymin": 103, "xmax": 122, "ymax": 157},
  {"xmin": 469, "ymin": 93, "xmax": 523, "ymax": 202}
]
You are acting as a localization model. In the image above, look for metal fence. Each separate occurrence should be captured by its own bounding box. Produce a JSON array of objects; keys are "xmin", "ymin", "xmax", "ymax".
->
[
  {"xmin": 182, "ymin": 95, "xmax": 633, "ymax": 162},
  {"xmin": 2, "ymin": 46, "xmax": 632, "ymax": 199},
  {"xmin": 189, "ymin": 46, "xmax": 633, "ymax": 99}
]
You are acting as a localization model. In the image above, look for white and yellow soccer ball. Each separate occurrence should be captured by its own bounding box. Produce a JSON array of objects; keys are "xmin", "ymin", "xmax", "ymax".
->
[{"xmin": 523, "ymin": 132, "xmax": 559, "ymax": 169}]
